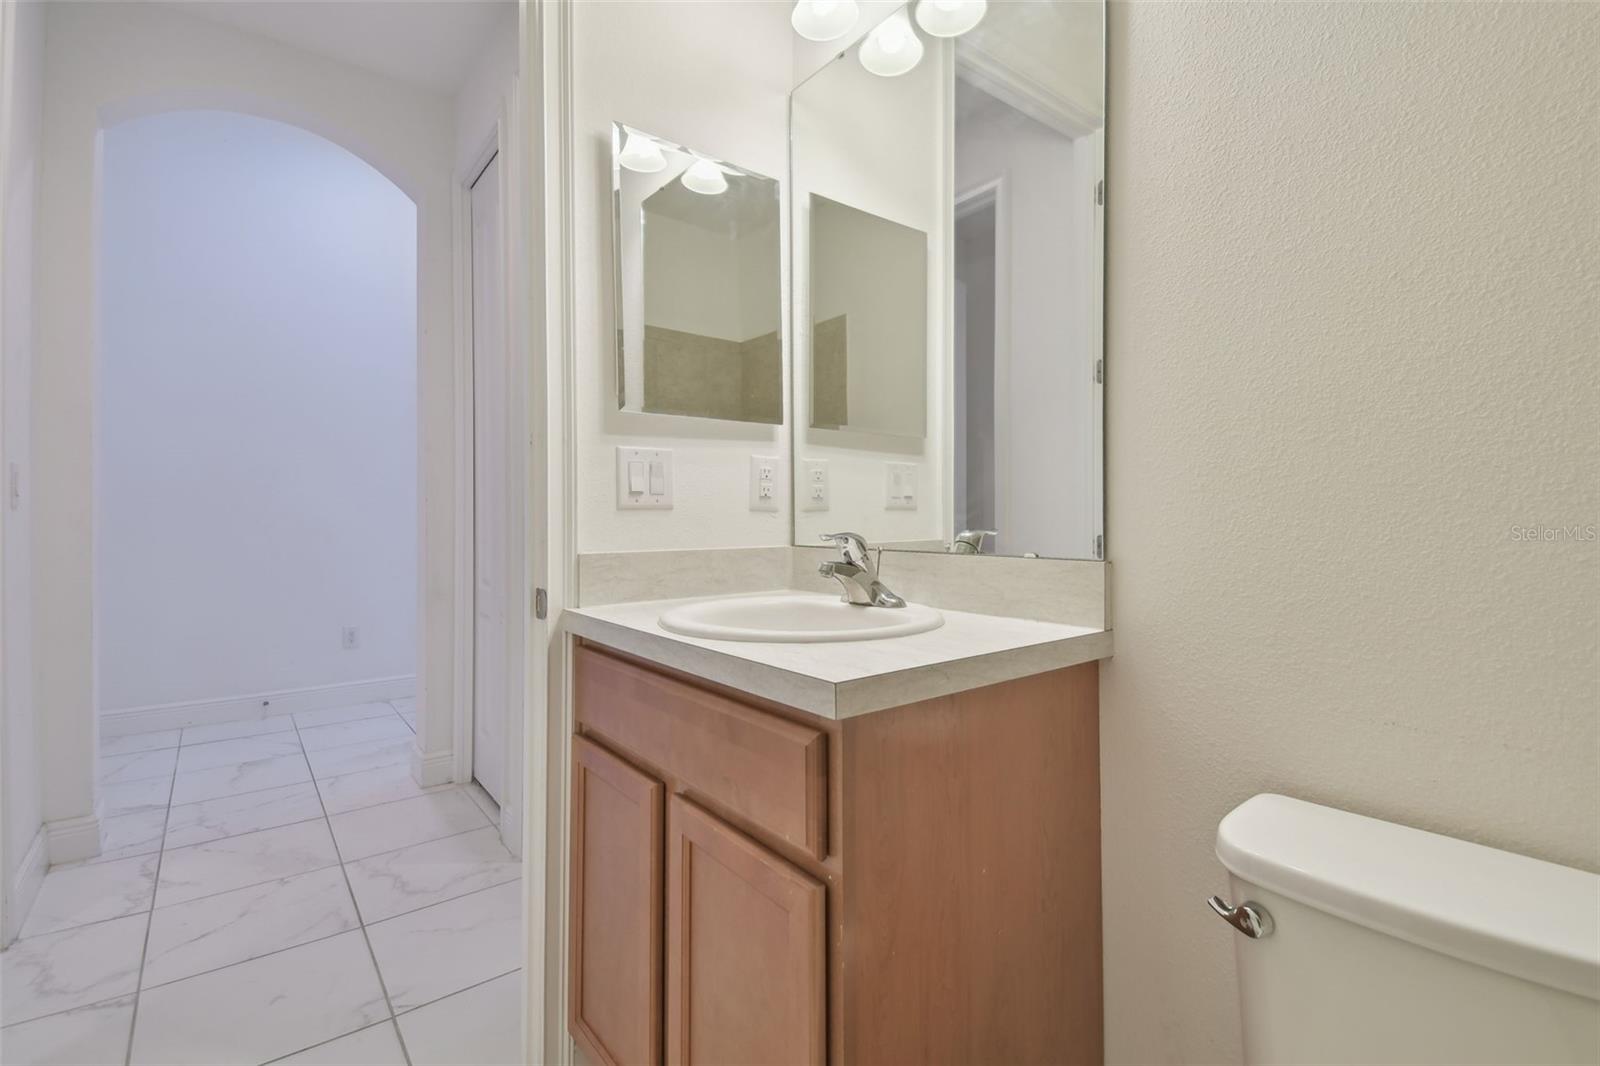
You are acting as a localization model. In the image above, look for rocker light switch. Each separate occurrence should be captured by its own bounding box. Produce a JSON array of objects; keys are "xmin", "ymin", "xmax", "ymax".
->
[{"xmin": 617, "ymin": 447, "xmax": 673, "ymax": 509}]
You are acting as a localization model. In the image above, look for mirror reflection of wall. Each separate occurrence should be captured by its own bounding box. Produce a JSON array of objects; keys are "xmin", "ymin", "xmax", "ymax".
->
[
  {"xmin": 809, "ymin": 194, "xmax": 927, "ymax": 437},
  {"xmin": 791, "ymin": 17, "xmax": 948, "ymax": 552},
  {"xmin": 613, "ymin": 123, "xmax": 782, "ymax": 424},
  {"xmin": 791, "ymin": 0, "xmax": 1105, "ymax": 560}
]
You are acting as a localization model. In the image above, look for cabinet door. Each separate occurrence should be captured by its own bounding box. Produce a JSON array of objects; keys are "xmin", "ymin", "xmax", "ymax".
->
[
  {"xmin": 571, "ymin": 736, "xmax": 664, "ymax": 1066},
  {"xmin": 666, "ymin": 796, "xmax": 825, "ymax": 1066}
]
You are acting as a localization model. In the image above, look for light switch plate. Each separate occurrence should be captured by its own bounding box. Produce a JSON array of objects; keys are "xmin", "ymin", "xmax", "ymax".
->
[
  {"xmin": 749, "ymin": 454, "xmax": 779, "ymax": 512},
  {"xmin": 886, "ymin": 462, "xmax": 917, "ymax": 510},
  {"xmin": 616, "ymin": 446, "xmax": 673, "ymax": 509},
  {"xmin": 801, "ymin": 459, "xmax": 829, "ymax": 511}
]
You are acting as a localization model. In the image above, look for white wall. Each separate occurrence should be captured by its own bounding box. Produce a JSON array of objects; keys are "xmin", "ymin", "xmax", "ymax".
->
[
  {"xmin": 0, "ymin": 0, "xmax": 47, "ymax": 943},
  {"xmin": 790, "ymin": 36, "xmax": 950, "ymax": 550},
  {"xmin": 1101, "ymin": 3, "xmax": 1599, "ymax": 1062},
  {"xmin": 573, "ymin": 0, "xmax": 793, "ymax": 554},
  {"xmin": 453, "ymin": 5, "xmax": 517, "ymax": 177},
  {"xmin": 954, "ymin": 91, "xmax": 1095, "ymax": 559},
  {"xmin": 96, "ymin": 110, "xmax": 417, "ymax": 713},
  {"xmin": 33, "ymin": 1, "xmax": 457, "ymax": 840}
]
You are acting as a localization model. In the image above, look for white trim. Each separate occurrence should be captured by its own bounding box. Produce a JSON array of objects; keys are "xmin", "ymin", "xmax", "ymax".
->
[
  {"xmin": 450, "ymin": 128, "xmax": 484, "ymax": 794},
  {"xmin": 954, "ymin": 176, "xmax": 1011, "ymax": 554},
  {"xmin": 499, "ymin": 72, "xmax": 530, "ymax": 864},
  {"xmin": 410, "ymin": 745, "xmax": 455, "ymax": 788},
  {"xmin": 99, "ymin": 675, "xmax": 416, "ymax": 737},
  {"xmin": 528, "ymin": 0, "xmax": 573, "ymax": 1061},
  {"xmin": 45, "ymin": 804, "xmax": 103, "ymax": 865},
  {"xmin": 2, "ymin": 825, "xmax": 47, "ymax": 947},
  {"xmin": 1086, "ymin": 128, "xmax": 1105, "ymax": 559},
  {"xmin": 955, "ymin": 45, "xmax": 1101, "ymax": 139}
]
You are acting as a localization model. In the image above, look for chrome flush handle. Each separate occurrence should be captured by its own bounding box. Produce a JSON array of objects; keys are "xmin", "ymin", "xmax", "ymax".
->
[{"xmin": 1207, "ymin": 896, "xmax": 1274, "ymax": 939}]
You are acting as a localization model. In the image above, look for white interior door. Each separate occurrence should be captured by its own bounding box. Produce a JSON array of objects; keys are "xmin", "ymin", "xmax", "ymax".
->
[{"xmin": 470, "ymin": 153, "xmax": 507, "ymax": 805}]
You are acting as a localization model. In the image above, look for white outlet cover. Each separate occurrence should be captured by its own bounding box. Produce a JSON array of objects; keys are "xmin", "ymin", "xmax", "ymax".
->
[
  {"xmin": 801, "ymin": 459, "xmax": 829, "ymax": 511},
  {"xmin": 616, "ymin": 446, "xmax": 673, "ymax": 509},
  {"xmin": 749, "ymin": 454, "xmax": 779, "ymax": 513},
  {"xmin": 886, "ymin": 462, "xmax": 917, "ymax": 510}
]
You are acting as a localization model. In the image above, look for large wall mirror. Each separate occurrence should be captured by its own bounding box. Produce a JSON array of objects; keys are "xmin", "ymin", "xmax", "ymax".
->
[
  {"xmin": 791, "ymin": 0, "xmax": 1106, "ymax": 559},
  {"xmin": 613, "ymin": 123, "xmax": 783, "ymax": 424}
]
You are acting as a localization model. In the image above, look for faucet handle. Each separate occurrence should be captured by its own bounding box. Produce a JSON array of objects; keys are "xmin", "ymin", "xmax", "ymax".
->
[
  {"xmin": 953, "ymin": 529, "xmax": 998, "ymax": 554},
  {"xmin": 820, "ymin": 531, "xmax": 871, "ymax": 568}
]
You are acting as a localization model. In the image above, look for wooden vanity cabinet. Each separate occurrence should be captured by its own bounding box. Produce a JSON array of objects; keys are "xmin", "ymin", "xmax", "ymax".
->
[{"xmin": 569, "ymin": 641, "xmax": 1102, "ymax": 1066}]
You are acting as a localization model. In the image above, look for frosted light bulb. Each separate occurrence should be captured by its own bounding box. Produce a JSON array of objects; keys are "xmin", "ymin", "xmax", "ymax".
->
[
  {"xmin": 791, "ymin": 0, "xmax": 858, "ymax": 42},
  {"xmin": 681, "ymin": 158, "xmax": 729, "ymax": 195},
  {"xmin": 914, "ymin": 0, "xmax": 986, "ymax": 37},
  {"xmin": 617, "ymin": 132, "xmax": 666, "ymax": 173},
  {"xmin": 859, "ymin": 9, "xmax": 924, "ymax": 77}
]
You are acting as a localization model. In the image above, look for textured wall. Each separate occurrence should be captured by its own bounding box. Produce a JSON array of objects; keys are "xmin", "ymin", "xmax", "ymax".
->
[{"xmin": 1101, "ymin": 3, "xmax": 1598, "ymax": 1062}]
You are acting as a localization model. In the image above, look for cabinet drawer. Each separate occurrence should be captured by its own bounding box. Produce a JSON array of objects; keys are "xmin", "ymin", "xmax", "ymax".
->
[{"xmin": 576, "ymin": 645, "xmax": 828, "ymax": 861}]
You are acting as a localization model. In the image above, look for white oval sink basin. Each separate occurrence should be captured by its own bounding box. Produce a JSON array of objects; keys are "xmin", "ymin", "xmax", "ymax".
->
[{"xmin": 659, "ymin": 593, "xmax": 943, "ymax": 643}]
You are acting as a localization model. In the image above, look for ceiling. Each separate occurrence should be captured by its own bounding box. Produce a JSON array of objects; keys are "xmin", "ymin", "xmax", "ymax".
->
[{"xmin": 167, "ymin": 0, "xmax": 514, "ymax": 93}]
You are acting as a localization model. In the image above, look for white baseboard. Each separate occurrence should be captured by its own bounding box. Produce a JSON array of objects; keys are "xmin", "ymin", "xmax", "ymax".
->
[
  {"xmin": 46, "ymin": 805, "xmax": 103, "ymax": 865},
  {"xmin": 101, "ymin": 676, "xmax": 417, "ymax": 737},
  {"xmin": 412, "ymin": 746, "xmax": 455, "ymax": 788},
  {"xmin": 2, "ymin": 825, "xmax": 49, "ymax": 946}
]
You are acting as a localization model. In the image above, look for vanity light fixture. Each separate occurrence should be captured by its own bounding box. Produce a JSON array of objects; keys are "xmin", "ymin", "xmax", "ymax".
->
[
  {"xmin": 681, "ymin": 157, "xmax": 729, "ymax": 195},
  {"xmin": 913, "ymin": 0, "xmax": 986, "ymax": 38},
  {"xmin": 791, "ymin": 0, "xmax": 858, "ymax": 42},
  {"xmin": 859, "ymin": 8, "xmax": 924, "ymax": 77},
  {"xmin": 617, "ymin": 131, "xmax": 667, "ymax": 173}
]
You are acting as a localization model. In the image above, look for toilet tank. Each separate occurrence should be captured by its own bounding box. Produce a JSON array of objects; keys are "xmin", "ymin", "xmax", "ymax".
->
[{"xmin": 1215, "ymin": 794, "xmax": 1600, "ymax": 1065}]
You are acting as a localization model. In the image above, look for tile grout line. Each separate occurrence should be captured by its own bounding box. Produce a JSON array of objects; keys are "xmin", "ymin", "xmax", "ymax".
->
[
  {"xmin": 122, "ymin": 757, "xmax": 180, "ymax": 1066},
  {"xmin": 99, "ymin": 710, "xmax": 408, "ymax": 765},
  {"xmin": 390, "ymin": 964, "xmax": 523, "ymax": 1019},
  {"xmin": 13, "ymin": 781, "xmax": 486, "ymax": 949},
  {"xmin": 258, "ymin": 1018, "xmax": 400, "ymax": 1065},
  {"xmin": 289, "ymin": 714, "xmax": 416, "ymax": 1066},
  {"xmin": 135, "ymin": 875, "xmax": 523, "ymax": 996},
  {"xmin": 15, "ymin": 816, "xmax": 505, "ymax": 952},
  {"xmin": 2, "ymin": 868, "xmax": 524, "ymax": 1034}
]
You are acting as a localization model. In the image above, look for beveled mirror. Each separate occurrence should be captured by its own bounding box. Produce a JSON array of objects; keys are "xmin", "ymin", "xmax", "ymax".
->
[{"xmin": 613, "ymin": 123, "xmax": 782, "ymax": 424}]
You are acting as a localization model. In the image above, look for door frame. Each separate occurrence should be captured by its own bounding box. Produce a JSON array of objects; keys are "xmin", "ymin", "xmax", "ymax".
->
[
  {"xmin": 527, "ymin": 0, "xmax": 575, "ymax": 1061},
  {"xmin": 953, "ymin": 176, "xmax": 1010, "ymax": 554},
  {"xmin": 452, "ymin": 101, "xmax": 527, "ymax": 858}
]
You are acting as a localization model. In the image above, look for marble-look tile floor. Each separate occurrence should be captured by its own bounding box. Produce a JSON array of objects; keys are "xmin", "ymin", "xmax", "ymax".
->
[{"xmin": 0, "ymin": 698, "xmax": 524, "ymax": 1066}]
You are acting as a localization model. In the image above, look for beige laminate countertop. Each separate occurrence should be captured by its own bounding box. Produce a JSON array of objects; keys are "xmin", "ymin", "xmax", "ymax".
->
[{"xmin": 562, "ymin": 591, "xmax": 1112, "ymax": 719}]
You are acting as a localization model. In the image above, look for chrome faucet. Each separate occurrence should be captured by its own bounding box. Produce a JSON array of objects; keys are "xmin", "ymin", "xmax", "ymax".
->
[
  {"xmin": 818, "ymin": 532, "xmax": 905, "ymax": 608},
  {"xmin": 952, "ymin": 529, "xmax": 998, "ymax": 554}
]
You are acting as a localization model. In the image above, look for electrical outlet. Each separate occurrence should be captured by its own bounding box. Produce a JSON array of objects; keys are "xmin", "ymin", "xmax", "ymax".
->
[
  {"xmin": 801, "ymin": 459, "xmax": 829, "ymax": 511},
  {"xmin": 616, "ymin": 446, "xmax": 673, "ymax": 509},
  {"xmin": 886, "ymin": 462, "xmax": 917, "ymax": 510},
  {"xmin": 341, "ymin": 626, "xmax": 360, "ymax": 650},
  {"xmin": 749, "ymin": 455, "xmax": 779, "ymax": 512}
]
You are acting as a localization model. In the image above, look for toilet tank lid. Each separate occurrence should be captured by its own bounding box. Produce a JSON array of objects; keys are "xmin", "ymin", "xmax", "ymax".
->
[{"xmin": 1216, "ymin": 794, "xmax": 1599, "ymax": 1001}]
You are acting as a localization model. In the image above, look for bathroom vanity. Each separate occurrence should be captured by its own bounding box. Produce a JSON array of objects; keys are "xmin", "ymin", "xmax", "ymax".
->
[
  {"xmin": 565, "ymin": 600, "xmax": 1107, "ymax": 1066},
  {"xmin": 573, "ymin": 0, "xmax": 1110, "ymax": 1058}
]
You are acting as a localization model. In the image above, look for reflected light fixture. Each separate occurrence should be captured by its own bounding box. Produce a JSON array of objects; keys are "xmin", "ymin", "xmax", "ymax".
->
[
  {"xmin": 791, "ymin": 0, "xmax": 858, "ymax": 42},
  {"xmin": 913, "ymin": 0, "xmax": 986, "ymax": 38},
  {"xmin": 859, "ymin": 9, "xmax": 924, "ymax": 77},
  {"xmin": 681, "ymin": 158, "xmax": 729, "ymax": 195},
  {"xmin": 617, "ymin": 131, "xmax": 667, "ymax": 173}
]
